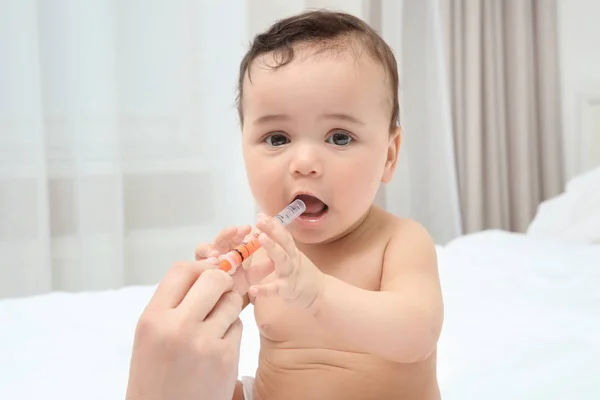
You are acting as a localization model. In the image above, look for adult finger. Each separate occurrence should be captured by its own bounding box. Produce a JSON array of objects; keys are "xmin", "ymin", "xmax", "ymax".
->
[
  {"xmin": 146, "ymin": 261, "xmax": 214, "ymax": 310},
  {"xmin": 222, "ymin": 318, "xmax": 243, "ymax": 352},
  {"xmin": 178, "ymin": 268, "xmax": 234, "ymax": 320},
  {"xmin": 203, "ymin": 291, "xmax": 244, "ymax": 338}
]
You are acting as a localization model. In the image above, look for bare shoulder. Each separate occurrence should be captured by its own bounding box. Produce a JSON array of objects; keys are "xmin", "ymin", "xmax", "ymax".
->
[
  {"xmin": 379, "ymin": 213, "xmax": 440, "ymax": 290},
  {"xmin": 387, "ymin": 216, "xmax": 438, "ymax": 259},
  {"xmin": 371, "ymin": 207, "xmax": 437, "ymax": 260},
  {"xmin": 378, "ymin": 213, "xmax": 444, "ymax": 338}
]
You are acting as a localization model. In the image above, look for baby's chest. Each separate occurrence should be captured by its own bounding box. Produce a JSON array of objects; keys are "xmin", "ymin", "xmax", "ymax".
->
[{"xmin": 253, "ymin": 254, "xmax": 382, "ymax": 345}]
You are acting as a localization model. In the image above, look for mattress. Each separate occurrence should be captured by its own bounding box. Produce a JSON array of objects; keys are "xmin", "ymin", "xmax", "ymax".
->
[{"xmin": 1, "ymin": 230, "xmax": 599, "ymax": 399}]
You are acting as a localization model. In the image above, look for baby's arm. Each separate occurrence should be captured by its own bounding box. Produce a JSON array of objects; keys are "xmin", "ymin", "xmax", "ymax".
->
[{"xmin": 313, "ymin": 219, "xmax": 444, "ymax": 364}]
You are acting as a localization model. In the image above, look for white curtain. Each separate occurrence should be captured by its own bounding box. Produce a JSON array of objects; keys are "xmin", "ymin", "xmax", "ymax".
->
[
  {"xmin": 0, "ymin": 0, "xmax": 255, "ymax": 298},
  {"xmin": 0, "ymin": 0, "xmax": 461, "ymax": 298},
  {"xmin": 378, "ymin": 0, "xmax": 462, "ymax": 244}
]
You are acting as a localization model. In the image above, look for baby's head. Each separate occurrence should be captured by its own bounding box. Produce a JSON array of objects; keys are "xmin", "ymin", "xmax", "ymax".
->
[{"xmin": 237, "ymin": 10, "xmax": 401, "ymax": 244}]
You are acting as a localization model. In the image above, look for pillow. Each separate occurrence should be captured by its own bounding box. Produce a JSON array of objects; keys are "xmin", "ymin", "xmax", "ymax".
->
[{"xmin": 527, "ymin": 165, "xmax": 600, "ymax": 244}]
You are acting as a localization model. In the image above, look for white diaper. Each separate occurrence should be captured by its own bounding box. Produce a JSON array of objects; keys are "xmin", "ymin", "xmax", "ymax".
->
[{"xmin": 241, "ymin": 376, "xmax": 254, "ymax": 400}]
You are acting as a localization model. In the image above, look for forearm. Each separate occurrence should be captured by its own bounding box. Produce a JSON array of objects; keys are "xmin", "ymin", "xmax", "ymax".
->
[{"xmin": 313, "ymin": 274, "xmax": 441, "ymax": 364}]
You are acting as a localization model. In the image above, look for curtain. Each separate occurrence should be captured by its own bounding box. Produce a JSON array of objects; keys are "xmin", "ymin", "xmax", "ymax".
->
[
  {"xmin": 0, "ymin": 0, "xmax": 255, "ymax": 298},
  {"xmin": 378, "ymin": 0, "xmax": 464, "ymax": 244},
  {"xmin": 440, "ymin": 0, "xmax": 565, "ymax": 233}
]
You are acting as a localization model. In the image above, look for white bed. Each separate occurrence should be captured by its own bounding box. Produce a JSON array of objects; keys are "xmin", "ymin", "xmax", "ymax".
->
[
  {"xmin": 2, "ymin": 169, "xmax": 600, "ymax": 399},
  {"xmin": 1, "ymin": 230, "xmax": 599, "ymax": 399}
]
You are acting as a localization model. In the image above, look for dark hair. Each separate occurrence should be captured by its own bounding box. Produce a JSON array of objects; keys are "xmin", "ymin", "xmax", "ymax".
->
[{"xmin": 236, "ymin": 9, "xmax": 400, "ymax": 132}]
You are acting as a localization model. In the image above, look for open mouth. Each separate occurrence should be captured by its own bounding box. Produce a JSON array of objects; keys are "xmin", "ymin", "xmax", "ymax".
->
[{"xmin": 294, "ymin": 194, "xmax": 329, "ymax": 218}]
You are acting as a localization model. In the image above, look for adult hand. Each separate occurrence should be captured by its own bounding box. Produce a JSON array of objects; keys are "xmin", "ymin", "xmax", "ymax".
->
[{"xmin": 125, "ymin": 261, "xmax": 243, "ymax": 400}]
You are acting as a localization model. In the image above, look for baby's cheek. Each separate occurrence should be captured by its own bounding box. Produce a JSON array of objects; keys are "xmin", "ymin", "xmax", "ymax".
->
[
  {"xmin": 342, "ymin": 164, "xmax": 381, "ymax": 204},
  {"xmin": 247, "ymin": 165, "xmax": 284, "ymax": 210},
  {"xmin": 345, "ymin": 164, "xmax": 377, "ymax": 189}
]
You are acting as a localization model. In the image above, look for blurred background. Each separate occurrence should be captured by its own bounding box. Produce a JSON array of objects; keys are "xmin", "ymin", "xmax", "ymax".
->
[{"xmin": 0, "ymin": 0, "xmax": 598, "ymax": 298}]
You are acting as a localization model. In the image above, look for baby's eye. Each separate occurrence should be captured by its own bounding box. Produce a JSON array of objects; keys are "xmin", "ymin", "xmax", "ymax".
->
[
  {"xmin": 326, "ymin": 131, "xmax": 353, "ymax": 146},
  {"xmin": 265, "ymin": 133, "xmax": 290, "ymax": 147}
]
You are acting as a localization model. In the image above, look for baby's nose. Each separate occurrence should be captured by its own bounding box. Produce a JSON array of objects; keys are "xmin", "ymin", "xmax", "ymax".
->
[{"xmin": 289, "ymin": 148, "xmax": 322, "ymax": 177}]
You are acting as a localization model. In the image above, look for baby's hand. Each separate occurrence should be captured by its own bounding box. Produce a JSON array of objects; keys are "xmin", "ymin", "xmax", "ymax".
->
[
  {"xmin": 194, "ymin": 225, "xmax": 253, "ymax": 294},
  {"xmin": 195, "ymin": 225, "xmax": 274, "ymax": 295},
  {"xmin": 195, "ymin": 225, "xmax": 252, "ymax": 262},
  {"xmin": 248, "ymin": 213, "xmax": 325, "ymax": 311}
]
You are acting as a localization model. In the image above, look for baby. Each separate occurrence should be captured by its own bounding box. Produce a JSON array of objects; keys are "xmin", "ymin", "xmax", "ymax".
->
[{"xmin": 195, "ymin": 9, "xmax": 444, "ymax": 400}]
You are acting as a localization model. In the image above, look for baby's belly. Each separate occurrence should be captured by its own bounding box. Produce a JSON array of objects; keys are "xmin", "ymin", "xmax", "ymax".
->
[{"xmin": 253, "ymin": 342, "xmax": 440, "ymax": 400}]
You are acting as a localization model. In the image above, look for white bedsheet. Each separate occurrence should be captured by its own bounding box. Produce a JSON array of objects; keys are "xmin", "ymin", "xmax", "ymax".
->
[
  {"xmin": 437, "ymin": 231, "xmax": 600, "ymax": 398},
  {"xmin": 1, "ymin": 230, "xmax": 599, "ymax": 399}
]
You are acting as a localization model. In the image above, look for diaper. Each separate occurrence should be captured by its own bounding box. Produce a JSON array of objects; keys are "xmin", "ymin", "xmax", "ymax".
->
[{"xmin": 241, "ymin": 376, "xmax": 255, "ymax": 400}]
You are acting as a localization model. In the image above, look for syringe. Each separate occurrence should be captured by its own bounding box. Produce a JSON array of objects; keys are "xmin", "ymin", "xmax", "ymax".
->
[{"xmin": 218, "ymin": 199, "xmax": 306, "ymax": 274}]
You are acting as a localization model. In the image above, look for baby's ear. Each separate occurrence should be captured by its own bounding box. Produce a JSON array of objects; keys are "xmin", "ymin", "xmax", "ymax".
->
[{"xmin": 381, "ymin": 126, "xmax": 401, "ymax": 183}]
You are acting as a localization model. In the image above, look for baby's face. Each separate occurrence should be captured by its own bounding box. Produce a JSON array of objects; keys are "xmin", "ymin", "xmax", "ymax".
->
[{"xmin": 241, "ymin": 46, "xmax": 399, "ymax": 244}]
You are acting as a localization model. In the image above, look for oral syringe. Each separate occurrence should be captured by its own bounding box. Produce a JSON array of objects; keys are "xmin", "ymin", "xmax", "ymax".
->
[{"xmin": 218, "ymin": 199, "xmax": 306, "ymax": 274}]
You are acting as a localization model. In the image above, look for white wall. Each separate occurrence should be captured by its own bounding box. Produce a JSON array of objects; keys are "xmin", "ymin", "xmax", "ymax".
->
[{"xmin": 557, "ymin": 0, "xmax": 600, "ymax": 180}]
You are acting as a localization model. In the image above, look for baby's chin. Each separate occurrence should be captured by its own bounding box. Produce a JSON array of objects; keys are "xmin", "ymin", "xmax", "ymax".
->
[
  {"xmin": 288, "ymin": 230, "xmax": 324, "ymax": 244},
  {"xmin": 288, "ymin": 227, "xmax": 336, "ymax": 246},
  {"xmin": 289, "ymin": 223, "xmax": 357, "ymax": 247}
]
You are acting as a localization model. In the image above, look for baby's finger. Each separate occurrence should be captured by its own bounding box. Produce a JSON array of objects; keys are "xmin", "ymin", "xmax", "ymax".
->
[
  {"xmin": 231, "ymin": 225, "xmax": 252, "ymax": 246},
  {"xmin": 258, "ymin": 232, "xmax": 293, "ymax": 276},
  {"xmin": 212, "ymin": 226, "xmax": 238, "ymax": 253},
  {"xmin": 249, "ymin": 280, "xmax": 283, "ymax": 298},
  {"xmin": 244, "ymin": 258, "xmax": 275, "ymax": 287},
  {"xmin": 213, "ymin": 225, "xmax": 252, "ymax": 254},
  {"xmin": 256, "ymin": 214, "xmax": 296, "ymax": 257},
  {"xmin": 194, "ymin": 243, "xmax": 219, "ymax": 261}
]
